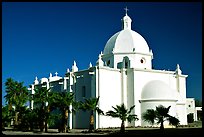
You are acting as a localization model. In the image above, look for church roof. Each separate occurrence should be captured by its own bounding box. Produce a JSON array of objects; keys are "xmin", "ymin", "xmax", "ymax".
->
[
  {"xmin": 141, "ymin": 80, "xmax": 178, "ymax": 101},
  {"xmin": 103, "ymin": 12, "xmax": 150, "ymax": 55}
]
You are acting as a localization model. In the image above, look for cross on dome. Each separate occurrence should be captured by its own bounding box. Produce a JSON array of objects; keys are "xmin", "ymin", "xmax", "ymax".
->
[
  {"xmin": 124, "ymin": 6, "xmax": 129, "ymax": 15},
  {"xmin": 55, "ymin": 72, "xmax": 58, "ymax": 76},
  {"xmin": 122, "ymin": 7, "xmax": 132, "ymax": 30}
]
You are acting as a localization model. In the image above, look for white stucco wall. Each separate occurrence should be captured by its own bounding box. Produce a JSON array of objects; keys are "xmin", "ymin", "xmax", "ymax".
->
[
  {"xmin": 72, "ymin": 70, "xmax": 94, "ymax": 129},
  {"xmin": 113, "ymin": 53, "xmax": 152, "ymax": 69},
  {"xmin": 140, "ymin": 101, "xmax": 177, "ymax": 127},
  {"xmin": 97, "ymin": 67, "xmax": 122, "ymax": 128},
  {"xmin": 126, "ymin": 69, "xmax": 135, "ymax": 127},
  {"xmin": 178, "ymin": 76, "xmax": 187, "ymax": 102},
  {"xmin": 186, "ymin": 98, "xmax": 197, "ymax": 121},
  {"xmin": 176, "ymin": 104, "xmax": 188, "ymax": 125},
  {"xmin": 133, "ymin": 69, "xmax": 186, "ymax": 126}
]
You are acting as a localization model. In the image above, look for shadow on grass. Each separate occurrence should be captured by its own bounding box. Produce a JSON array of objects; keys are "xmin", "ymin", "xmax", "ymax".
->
[{"xmin": 108, "ymin": 128, "xmax": 203, "ymax": 136}]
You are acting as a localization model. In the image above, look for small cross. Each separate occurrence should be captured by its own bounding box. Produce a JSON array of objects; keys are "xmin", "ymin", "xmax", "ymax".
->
[
  {"xmin": 124, "ymin": 7, "xmax": 129, "ymax": 15},
  {"xmin": 55, "ymin": 72, "xmax": 58, "ymax": 76}
]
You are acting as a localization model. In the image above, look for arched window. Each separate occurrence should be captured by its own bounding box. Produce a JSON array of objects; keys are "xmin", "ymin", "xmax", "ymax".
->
[
  {"xmin": 125, "ymin": 61, "xmax": 128, "ymax": 68},
  {"xmin": 123, "ymin": 56, "xmax": 130, "ymax": 69},
  {"xmin": 82, "ymin": 86, "xmax": 86, "ymax": 97},
  {"xmin": 107, "ymin": 60, "xmax": 110, "ymax": 66}
]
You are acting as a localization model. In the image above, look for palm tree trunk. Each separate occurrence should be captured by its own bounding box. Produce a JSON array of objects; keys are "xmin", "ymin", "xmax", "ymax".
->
[
  {"xmin": 45, "ymin": 120, "xmax": 48, "ymax": 132},
  {"xmin": 89, "ymin": 110, "xmax": 94, "ymax": 132},
  {"xmin": 39, "ymin": 119, "xmax": 44, "ymax": 132},
  {"xmin": 120, "ymin": 120, "xmax": 125, "ymax": 133},
  {"xmin": 160, "ymin": 119, "xmax": 164, "ymax": 130},
  {"xmin": 45, "ymin": 105, "xmax": 50, "ymax": 133},
  {"xmin": 40, "ymin": 105, "xmax": 45, "ymax": 132},
  {"xmin": 14, "ymin": 111, "xmax": 19, "ymax": 129},
  {"xmin": 63, "ymin": 109, "xmax": 69, "ymax": 133},
  {"xmin": 9, "ymin": 102, "xmax": 12, "ymax": 111}
]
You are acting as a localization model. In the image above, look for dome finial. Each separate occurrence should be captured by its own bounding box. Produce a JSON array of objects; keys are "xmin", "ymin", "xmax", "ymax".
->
[
  {"xmin": 122, "ymin": 7, "xmax": 132, "ymax": 30},
  {"xmin": 55, "ymin": 72, "xmax": 58, "ymax": 76},
  {"xmin": 124, "ymin": 6, "xmax": 129, "ymax": 16},
  {"xmin": 175, "ymin": 64, "xmax": 182, "ymax": 75}
]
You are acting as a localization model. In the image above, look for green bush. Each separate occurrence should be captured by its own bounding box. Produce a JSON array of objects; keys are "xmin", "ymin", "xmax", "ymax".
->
[{"xmin": 187, "ymin": 113, "xmax": 194, "ymax": 123}]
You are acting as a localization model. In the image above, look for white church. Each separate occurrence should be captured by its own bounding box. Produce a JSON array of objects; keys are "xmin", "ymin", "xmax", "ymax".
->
[{"xmin": 29, "ymin": 9, "xmax": 194, "ymax": 129}]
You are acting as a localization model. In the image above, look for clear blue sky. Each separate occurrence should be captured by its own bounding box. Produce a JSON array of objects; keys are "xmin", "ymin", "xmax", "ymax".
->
[{"xmin": 2, "ymin": 2, "xmax": 202, "ymax": 106}]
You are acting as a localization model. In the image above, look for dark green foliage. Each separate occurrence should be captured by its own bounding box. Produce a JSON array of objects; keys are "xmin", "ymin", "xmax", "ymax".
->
[
  {"xmin": 79, "ymin": 97, "xmax": 104, "ymax": 132},
  {"xmin": 195, "ymin": 99, "xmax": 202, "ymax": 107},
  {"xmin": 4, "ymin": 78, "xmax": 29, "ymax": 130},
  {"xmin": 168, "ymin": 116, "xmax": 180, "ymax": 127},
  {"xmin": 48, "ymin": 91, "xmax": 78, "ymax": 132},
  {"xmin": 2, "ymin": 105, "xmax": 15, "ymax": 129},
  {"xmin": 187, "ymin": 113, "xmax": 194, "ymax": 123},
  {"xmin": 79, "ymin": 97, "xmax": 104, "ymax": 114},
  {"xmin": 142, "ymin": 105, "xmax": 180, "ymax": 130},
  {"xmin": 106, "ymin": 103, "xmax": 138, "ymax": 133},
  {"xmin": 32, "ymin": 87, "xmax": 51, "ymax": 132},
  {"xmin": 142, "ymin": 109, "xmax": 156, "ymax": 125}
]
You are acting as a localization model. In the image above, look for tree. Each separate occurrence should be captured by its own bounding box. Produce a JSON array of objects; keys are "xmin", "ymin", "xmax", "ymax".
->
[
  {"xmin": 142, "ymin": 105, "xmax": 180, "ymax": 130},
  {"xmin": 79, "ymin": 97, "xmax": 104, "ymax": 132},
  {"xmin": 4, "ymin": 78, "xmax": 29, "ymax": 130},
  {"xmin": 106, "ymin": 103, "xmax": 138, "ymax": 133},
  {"xmin": 187, "ymin": 113, "xmax": 194, "ymax": 123},
  {"xmin": 16, "ymin": 106, "xmax": 36, "ymax": 131},
  {"xmin": 49, "ymin": 91, "xmax": 77, "ymax": 133},
  {"xmin": 2, "ymin": 104, "xmax": 15, "ymax": 129},
  {"xmin": 32, "ymin": 86, "xmax": 50, "ymax": 132},
  {"xmin": 195, "ymin": 99, "xmax": 202, "ymax": 107}
]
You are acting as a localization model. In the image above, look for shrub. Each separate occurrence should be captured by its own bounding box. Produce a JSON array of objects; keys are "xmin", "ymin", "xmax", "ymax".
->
[{"xmin": 187, "ymin": 113, "xmax": 194, "ymax": 123}]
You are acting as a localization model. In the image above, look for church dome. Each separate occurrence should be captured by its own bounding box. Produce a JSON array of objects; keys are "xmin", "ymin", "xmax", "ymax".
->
[
  {"xmin": 141, "ymin": 80, "xmax": 178, "ymax": 101},
  {"xmin": 103, "ymin": 29, "xmax": 150, "ymax": 55},
  {"xmin": 103, "ymin": 13, "xmax": 150, "ymax": 55}
]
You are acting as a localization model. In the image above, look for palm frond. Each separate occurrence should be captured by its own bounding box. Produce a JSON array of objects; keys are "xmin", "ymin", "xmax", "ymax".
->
[
  {"xmin": 127, "ymin": 114, "xmax": 138, "ymax": 123},
  {"xmin": 127, "ymin": 105, "xmax": 135, "ymax": 114},
  {"xmin": 106, "ymin": 110, "xmax": 119, "ymax": 117},
  {"xmin": 168, "ymin": 116, "xmax": 180, "ymax": 126},
  {"xmin": 106, "ymin": 104, "xmax": 138, "ymax": 124},
  {"xmin": 156, "ymin": 105, "xmax": 171, "ymax": 117},
  {"xmin": 142, "ymin": 109, "xmax": 156, "ymax": 124},
  {"xmin": 96, "ymin": 107, "xmax": 104, "ymax": 115}
]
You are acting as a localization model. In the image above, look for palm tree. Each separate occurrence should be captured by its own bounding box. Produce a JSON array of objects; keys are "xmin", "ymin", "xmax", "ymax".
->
[
  {"xmin": 142, "ymin": 105, "xmax": 180, "ymax": 130},
  {"xmin": 49, "ymin": 92, "xmax": 76, "ymax": 133},
  {"xmin": 4, "ymin": 78, "xmax": 29, "ymax": 130},
  {"xmin": 4, "ymin": 78, "xmax": 18, "ymax": 128},
  {"xmin": 79, "ymin": 97, "xmax": 104, "ymax": 132},
  {"xmin": 21, "ymin": 108, "xmax": 37, "ymax": 131},
  {"xmin": 106, "ymin": 103, "xmax": 138, "ymax": 133},
  {"xmin": 32, "ymin": 86, "xmax": 50, "ymax": 132},
  {"xmin": 2, "ymin": 104, "xmax": 15, "ymax": 129}
]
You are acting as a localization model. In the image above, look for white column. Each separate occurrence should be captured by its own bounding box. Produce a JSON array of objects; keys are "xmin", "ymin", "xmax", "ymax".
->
[
  {"xmin": 30, "ymin": 84, "xmax": 35, "ymax": 110},
  {"xmin": 95, "ymin": 66, "xmax": 99, "ymax": 129},
  {"xmin": 69, "ymin": 105, "xmax": 73, "ymax": 129}
]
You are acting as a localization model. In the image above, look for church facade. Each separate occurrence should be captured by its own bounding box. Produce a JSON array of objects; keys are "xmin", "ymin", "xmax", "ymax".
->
[{"xmin": 29, "ymin": 11, "xmax": 190, "ymax": 129}]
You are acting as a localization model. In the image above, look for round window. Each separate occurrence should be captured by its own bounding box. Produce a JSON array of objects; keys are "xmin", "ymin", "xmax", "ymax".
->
[{"xmin": 140, "ymin": 58, "xmax": 146, "ymax": 64}]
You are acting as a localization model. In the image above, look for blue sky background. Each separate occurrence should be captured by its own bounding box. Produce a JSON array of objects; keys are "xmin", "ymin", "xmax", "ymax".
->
[{"xmin": 2, "ymin": 2, "xmax": 202, "ymax": 106}]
